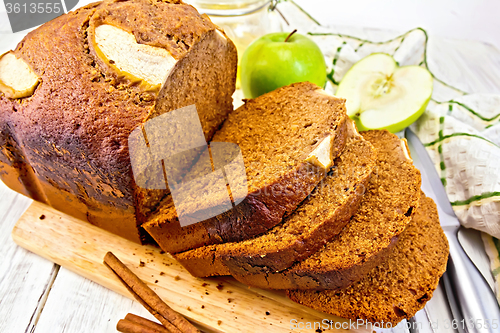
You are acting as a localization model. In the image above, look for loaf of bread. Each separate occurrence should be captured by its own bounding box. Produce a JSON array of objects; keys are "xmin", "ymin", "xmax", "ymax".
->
[
  {"xmin": 143, "ymin": 82, "xmax": 349, "ymax": 253},
  {"xmin": 174, "ymin": 120, "xmax": 376, "ymax": 277},
  {"xmin": 287, "ymin": 193, "xmax": 449, "ymax": 325},
  {"xmin": 230, "ymin": 130, "xmax": 421, "ymax": 289},
  {"xmin": 0, "ymin": 0, "xmax": 237, "ymax": 242}
]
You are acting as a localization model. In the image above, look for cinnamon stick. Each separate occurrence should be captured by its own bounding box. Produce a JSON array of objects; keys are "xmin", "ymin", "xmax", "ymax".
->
[
  {"xmin": 125, "ymin": 313, "xmax": 170, "ymax": 333},
  {"xmin": 104, "ymin": 252, "xmax": 200, "ymax": 333},
  {"xmin": 117, "ymin": 319, "xmax": 168, "ymax": 333},
  {"xmin": 109, "ymin": 271, "xmax": 180, "ymax": 333}
]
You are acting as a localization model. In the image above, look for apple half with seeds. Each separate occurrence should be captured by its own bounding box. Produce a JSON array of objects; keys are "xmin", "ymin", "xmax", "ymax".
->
[{"xmin": 336, "ymin": 53, "xmax": 433, "ymax": 133}]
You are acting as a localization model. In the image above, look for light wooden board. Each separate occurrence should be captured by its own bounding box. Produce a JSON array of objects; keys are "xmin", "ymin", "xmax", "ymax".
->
[{"xmin": 12, "ymin": 201, "xmax": 370, "ymax": 333}]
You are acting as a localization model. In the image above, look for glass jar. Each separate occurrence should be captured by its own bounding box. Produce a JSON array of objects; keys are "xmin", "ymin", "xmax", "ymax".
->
[{"xmin": 187, "ymin": 0, "xmax": 283, "ymax": 64}]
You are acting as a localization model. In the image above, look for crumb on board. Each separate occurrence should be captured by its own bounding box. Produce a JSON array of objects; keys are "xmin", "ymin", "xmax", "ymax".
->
[
  {"xmin": 217, "ymin": 320, "xmax": 222, "ymax": 326},
  {"xmin": 174, "ymin": 275, "xmax": 181, "ymax": 281},
  {"xmin": 187, "ymin": 307, "xmax": 191, "ymax": 311},
  {"xmin": 205, "ymin": 292, "xmax": 209, "ymax": 295},
  {"xmin": 226, "ymin": 290, "xmax": 233, "ymax": 294},
  {"xmin": 139, "ymin": 260, "xmax": 145, "ymax": 267},
  {"xmin": 201, "ymin": 305, "xmax": 205, "ymax": 309},
  {"xmin": 155, "ymin": 280, "xmax": 158, "ymax": 283},
  {"xmin": 160, "ymin": 272, "xmax": 165, "ymax": 276},
  {"xmin": 266, "ymin": 311, "xmax": 270, "ymax": 316},
  {"xmin": 39, "ymin": 215, "xmax": 46, "ymax": 220},
  {"xmin": 227, "ymin": 298, "xmax": 232, "ymax": 303},
  {"xmin": 216, "ymin": 283, "xmax": 224, "ymax": 291},
  {"xmin": 160, "ymin": 250, "xmax": 165, "ymax": 254},
  {"xmin": 202, "ymin": 283, "xmax": 209, "ymax": 287}
]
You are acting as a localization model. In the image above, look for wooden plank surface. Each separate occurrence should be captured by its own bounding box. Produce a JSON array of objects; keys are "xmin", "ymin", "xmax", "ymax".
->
[
  {"xmin": 0, "ymin": 182, "xmax": 56, "ymax": 333},
  {"xmin": 12, "ymin": 201, "xmax": 369, "ymax": 333},
  {"xmin": 34, "ymin": 267, "xmax": 159, "ymax": 333}
]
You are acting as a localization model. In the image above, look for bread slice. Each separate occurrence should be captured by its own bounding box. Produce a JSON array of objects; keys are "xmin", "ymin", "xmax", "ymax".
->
[
  {"xmin": 287, "ymin": 193, "xmax": 449, "ymax": 325},
  {"xmin": 0, "ymin": 0, "xmax": 237, "ymax": 243},
  {"xmin": 229, "ymin": 130, "xmax": 421, "ymax": 289},
  {"xmin": 143, "ymin": 82, "xmax": 349, "ymax": 253},
  {"xmin": 174, "ymin": 120, "xmax": 376, "ymax": 277}
]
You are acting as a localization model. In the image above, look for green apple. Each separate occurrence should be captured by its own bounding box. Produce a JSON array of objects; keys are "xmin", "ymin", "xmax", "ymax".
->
[
  {"xmin": 336, "ymin": 53, "xmax": 433, "ymax": 133},
  {"xmin": 240, "ymin": 30, "xmax": 326, "ymax": 99}
]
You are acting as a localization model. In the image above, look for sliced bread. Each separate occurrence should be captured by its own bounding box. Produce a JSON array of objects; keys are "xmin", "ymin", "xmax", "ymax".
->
[
  {"xmin": 174, "ymin": 120, "xmax": 377, "ymax": 277},
  {"xmin": 230, "ymin": 130, "xmax": 422, "ymax": 289},
  {"xmin": 287, "ymin": 193, "xmax": 449, "ymax": 325},
  {"xmin": 143, "ymin": 82, "xmax": 348, "ymax": 253}
]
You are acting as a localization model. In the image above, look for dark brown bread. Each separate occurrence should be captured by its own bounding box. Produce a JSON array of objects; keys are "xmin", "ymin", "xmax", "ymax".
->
[
  {"xmin": 143, "ymin": 82, "xmax": 349, "ymax": 253},
  {"xmin": 0, "ymin": 0, "xmax": 237, "ymax": 242},
  {"xmin": 287, "ymin": 194, "xmax": 449, "ymax": 325},
  {"xmin": 231, "ymin": 130, "xmax": 421, "ymax": 289},
  {"xmin": 174, "ymin": 121, "xmax": 376, "ymax": 277}
]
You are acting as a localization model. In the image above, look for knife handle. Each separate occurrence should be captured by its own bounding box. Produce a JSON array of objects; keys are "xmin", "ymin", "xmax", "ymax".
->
[{"xmin": 444, "ymin": 229, "xmax": 500, "ymax": 333}]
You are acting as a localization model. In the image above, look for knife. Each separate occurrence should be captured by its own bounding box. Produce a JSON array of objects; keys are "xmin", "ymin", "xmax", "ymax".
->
[{"xmin": 405, "ymin": 128, "xmax": 500, "ymax": 333}]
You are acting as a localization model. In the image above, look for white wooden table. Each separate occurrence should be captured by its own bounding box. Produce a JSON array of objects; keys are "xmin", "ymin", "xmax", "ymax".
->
[{"xmin": 1, "ymin": 3, "xmax": 500, "ymax": 333}]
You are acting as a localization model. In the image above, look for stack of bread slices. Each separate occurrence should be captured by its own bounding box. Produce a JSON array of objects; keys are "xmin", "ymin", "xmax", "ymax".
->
[{"xmin": 145, "ymin": 82, "xmax": 449, "ymax": 325}]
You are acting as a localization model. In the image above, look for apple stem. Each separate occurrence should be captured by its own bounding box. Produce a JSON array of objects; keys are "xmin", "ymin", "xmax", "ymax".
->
[{"xmin": 284, "ymin": 29, "xmax": 298, "ymax": 42}]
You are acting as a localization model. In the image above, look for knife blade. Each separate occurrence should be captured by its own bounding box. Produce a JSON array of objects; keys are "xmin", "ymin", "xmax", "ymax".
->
[
  {"xmin": 405, "ymin": 128, "xmax": 500, "ymax": 333},
  {"xmin": 458, "ymin": 228, "xmax": 495, "ymax": 291}
]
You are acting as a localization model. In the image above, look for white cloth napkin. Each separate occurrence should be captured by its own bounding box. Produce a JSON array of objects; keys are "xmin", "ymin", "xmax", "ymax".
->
[{"xmin": 278, "ymin": 0, "xmax": 500, "ymax": 303}]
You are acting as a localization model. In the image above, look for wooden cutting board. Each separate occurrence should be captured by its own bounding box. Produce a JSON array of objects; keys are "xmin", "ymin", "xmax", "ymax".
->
[{"xmin": 12, "ymin": 201, "xmax": 368, "ymax": 333}]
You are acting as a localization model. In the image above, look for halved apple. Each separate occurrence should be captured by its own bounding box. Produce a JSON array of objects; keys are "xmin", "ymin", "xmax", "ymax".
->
[{"xmin": 336, "ymin": 53, "xmax": 433, "ymax": 133}]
